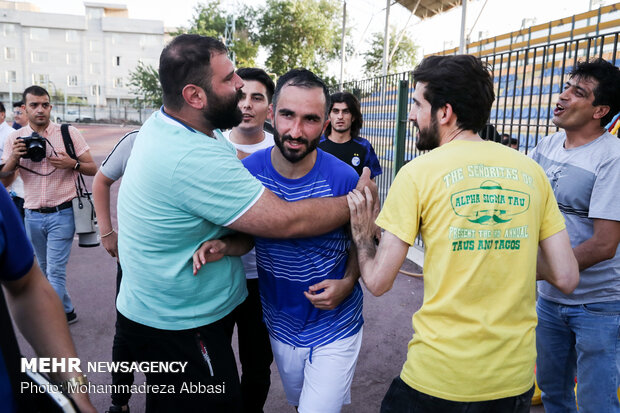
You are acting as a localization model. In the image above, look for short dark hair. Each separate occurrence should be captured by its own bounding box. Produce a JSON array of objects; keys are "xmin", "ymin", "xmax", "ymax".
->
[
  {"xmin": 325, "ymin": 92, "xmax": 363, "ymax": 138},
  {"xmin": 0, "ymin": 102, "xmax": 5, "ymax": 113},
  {"xmin": 412, "ymin": 55, "xmax": 494, "ymax": 133},
  {"xmin": 22, "ymin": 85, "xmax": 50, "ymax": 103},
  {"xmin": 570, "ymin": 58, "xmax": 620, "ymax": 127},
  {"xmin": 237, "ymin": 68, "xmax": 275, "ymax": 103},
  {"xmin": 159, "ymin": 34, "xmax": 228, "ymax": 110},
  {"xmin": 501, "ymin": 134, "xmax": 518, "ymax": 146},
  {"xmin": 272, "ymin": 69, "xmax": 330, "ymax": 119},
  {"xmin": 13, "ymin": 100, "xmax": 23, "ymax": 109}
]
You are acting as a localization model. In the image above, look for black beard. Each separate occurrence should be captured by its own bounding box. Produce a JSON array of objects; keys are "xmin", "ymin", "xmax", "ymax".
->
[
  {"xmin": 273, "ymin": 128, "xmax": 320, "ymax": 164},
  {"xmin": 414, "ymin": 114, "xmax": 440, "ymax": 151},
  {"xmin": 203, "ymin": 88, "xmax": 243, "ymax": 130}
]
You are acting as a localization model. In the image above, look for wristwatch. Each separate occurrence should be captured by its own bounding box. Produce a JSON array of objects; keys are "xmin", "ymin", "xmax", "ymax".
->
[{"xmin": 73, "ymin": 161, "xmax": 81, "ymax": 171}]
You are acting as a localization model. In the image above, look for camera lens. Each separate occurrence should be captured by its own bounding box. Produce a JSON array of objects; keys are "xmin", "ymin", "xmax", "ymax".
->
[{"xmin": 28, "ymin": 142, "xmax": 46, "ymax": 162}]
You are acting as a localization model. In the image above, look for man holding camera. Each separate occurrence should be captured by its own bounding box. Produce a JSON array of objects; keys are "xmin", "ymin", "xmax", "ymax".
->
[{"xmin": 0, "ymin": 85, "xmax": 96, "ymax": 324}]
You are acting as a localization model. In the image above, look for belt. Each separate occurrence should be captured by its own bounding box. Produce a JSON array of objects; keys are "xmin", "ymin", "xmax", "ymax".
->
[{"xmin": 29, "ymin": 201, "xmax": 73, "ymax": 214}]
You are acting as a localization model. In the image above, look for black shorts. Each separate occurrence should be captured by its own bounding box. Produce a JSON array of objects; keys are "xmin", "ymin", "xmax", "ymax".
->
[{"xmin": 116, "ymin": 312, "xmax": 241, "ymax": 412}]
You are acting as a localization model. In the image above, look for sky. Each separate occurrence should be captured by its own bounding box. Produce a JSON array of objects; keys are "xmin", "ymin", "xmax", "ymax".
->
[{"xmin": 16, "ymin": 0, "xmax": 617, "ymax": 79}]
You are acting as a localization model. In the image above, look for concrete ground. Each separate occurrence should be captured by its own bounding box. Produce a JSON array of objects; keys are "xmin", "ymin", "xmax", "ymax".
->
[{"xmin": 16, "ymin": 124, "xmax": 544, "ymax": 412}]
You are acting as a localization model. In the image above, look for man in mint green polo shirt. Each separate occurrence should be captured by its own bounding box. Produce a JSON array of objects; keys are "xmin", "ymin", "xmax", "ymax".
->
[{"xmin": 115, "ymin": 34, "xmax": 372, "ymax": 412}]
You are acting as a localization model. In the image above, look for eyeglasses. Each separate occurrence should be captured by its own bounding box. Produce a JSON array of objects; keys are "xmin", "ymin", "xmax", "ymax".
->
[{"xmin": 13, "ymin": 110, "xmax": 22, "ymax": 115}]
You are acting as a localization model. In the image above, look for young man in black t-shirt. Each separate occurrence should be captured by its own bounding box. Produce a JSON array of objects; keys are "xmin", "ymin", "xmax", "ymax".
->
[{"xmin": 319, "ymin": 92, "xmax": 382, "ymax": 179}]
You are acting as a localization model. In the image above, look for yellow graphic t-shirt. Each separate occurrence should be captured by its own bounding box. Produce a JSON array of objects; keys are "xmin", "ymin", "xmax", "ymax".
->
[{"xmin": 376, "ymin": 140, "xmax": 565, "ymax": 402}]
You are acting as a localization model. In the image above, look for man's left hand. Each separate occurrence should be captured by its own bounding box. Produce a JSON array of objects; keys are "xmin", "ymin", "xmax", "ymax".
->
[
  {"xmin": 48, "ymin": 152, "xmax": 77, "ymax": 169},
  {"xmin": 304, "ymin": 278, "xmax": 354, "ymax": 310}
]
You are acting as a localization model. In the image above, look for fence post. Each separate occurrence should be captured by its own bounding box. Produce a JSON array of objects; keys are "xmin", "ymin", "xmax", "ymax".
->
[{"xmin": 393, "ymin": 79, "xmax": 408, "ymax": 179}]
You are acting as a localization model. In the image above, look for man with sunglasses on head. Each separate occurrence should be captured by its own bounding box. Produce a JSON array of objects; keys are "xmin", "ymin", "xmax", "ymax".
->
[
  {"xmin": 11, "ymin": 101, "xmax": 27, "ymax": 130},
  {"xmin": 0, "ymin": 86, "xmax": 97, "ymax": 325}
]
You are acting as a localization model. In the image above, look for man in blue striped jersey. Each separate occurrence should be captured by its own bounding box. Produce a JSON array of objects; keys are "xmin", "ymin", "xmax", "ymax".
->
[{"xmin": 198, "ymin": 69, "xmax": 364, "ymax": 413}]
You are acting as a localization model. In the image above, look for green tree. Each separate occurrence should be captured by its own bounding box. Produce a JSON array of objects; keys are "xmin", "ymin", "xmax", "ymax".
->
[
  {"xmin": 258, "ymin": 0, "xmax": 342, "ymax": 77},
  {"xmin": 177, "ymin": 1, "xmax": 259, "ymax": 67},
  {"xmin": 363, "ymin": 27, "xmax": 418, "ymax": 77},
  {"xmin": 128, "ymin": 61, "xmax": 162, "ymax": 108}
]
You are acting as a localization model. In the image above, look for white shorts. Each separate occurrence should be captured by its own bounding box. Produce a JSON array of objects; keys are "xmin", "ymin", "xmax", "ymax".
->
[{"xmin": 270, "ymin": 328, "xmax": 363, "ymax": 413}]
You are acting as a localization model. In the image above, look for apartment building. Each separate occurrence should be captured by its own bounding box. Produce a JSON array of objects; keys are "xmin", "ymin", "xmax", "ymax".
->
[{"xmin": 0, "ymin": 1, "xmax": 165, "ymax": 107}]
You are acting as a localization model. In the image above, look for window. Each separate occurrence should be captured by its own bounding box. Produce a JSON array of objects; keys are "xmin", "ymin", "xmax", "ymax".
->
[
  {"xmin": 113, "ymin": 77, "xmax": 123, "ymax": 88},
  {"xmin": 31, "ymin": 51, "xmax": 49, "ymax": 63},
  {"xmin": 2, "ymin": 23, "xmax": 17, "ymax": 36},
  {"xmin": 4, "ymin": 47, "xmax": 15, "ymax": 60},
  {"xmin": 91, "ymin": 85, "xmax": 101, "ymax": 96},
  {"xmin": 115, "ymin": 56, "xmax": 121, "ymax": 67},
  {"xmin": 67, "ymin": 75, "xmax": 78, "ymax": 87},
  {"xmin": 66, "ymin": 53, "xmax": 79, "ymax": 65},
  {"xmin": 90, "ymin": 63, "xmax": 101, "ymax": 75},
  {"xmin": 66, "ymin": 30, "xmax": 79, "ymax": 42},
  {"xmin": 32, "ymin": 74, "xmax": 49, "ymax": 86},
  {"xmin": 89, "ymin": 40, "xmax": 101, "ymax": 52},
  {"xmin": 30, "ymin": 28, "xmax": 49, "ymax": 41},
  {"xmin": 5, "ymin": 71, "xmax": 16, "ymax": 83}
]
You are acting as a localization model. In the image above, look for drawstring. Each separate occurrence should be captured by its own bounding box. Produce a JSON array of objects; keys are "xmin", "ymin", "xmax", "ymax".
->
[{"xmin": 309, "ymin": 346, "xmax": 314, "ymax": 364}]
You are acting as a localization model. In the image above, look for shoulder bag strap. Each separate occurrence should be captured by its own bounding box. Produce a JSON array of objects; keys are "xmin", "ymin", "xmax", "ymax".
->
[{"xmin": 60, "ymin": 124, "xmax": 77, "ymax": 160}]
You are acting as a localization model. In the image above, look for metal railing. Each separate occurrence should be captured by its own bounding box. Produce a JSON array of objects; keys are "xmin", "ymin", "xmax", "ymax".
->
[
  {"xmin": 334, "ymin": 31, "xmax": 620, "ymax": 249},
  {"xmin": 48, "ymin": 103, "xmax": 157, "ymax": 125},
  {"xmin": 336, "ymin": 30, "xmax": 620, "ymax": 198},
  {"xmin": 482, "ymin": 31, "xmax": 619, "ymax": 152}
]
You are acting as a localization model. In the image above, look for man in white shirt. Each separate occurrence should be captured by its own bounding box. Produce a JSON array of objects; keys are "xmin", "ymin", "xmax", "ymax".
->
[
  {"xmin": 0, "ymin": 102, "xmax": 24, "ymax": 221},
  {"xmin": 223, "ymin": 68, "xmax": 275, "ymax": 158},
  {"xmin": 0, "ymin": 102, "xmax": 13, "ymax": 144},
  {"xmin": 222, "ymin": 67, "xmax": 276, "ymax": 413}
]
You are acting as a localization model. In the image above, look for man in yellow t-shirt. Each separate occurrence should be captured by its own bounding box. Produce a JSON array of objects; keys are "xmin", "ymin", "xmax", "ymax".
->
[{"xmin": 346, "ymin": 55, "xmax": 579, "ymax": 413}]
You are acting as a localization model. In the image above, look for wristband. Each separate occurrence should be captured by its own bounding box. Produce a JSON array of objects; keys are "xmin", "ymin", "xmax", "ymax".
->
[
  {"xmin": 60, "ymin": 375, "xmax": 88, "ymax": 393},
  {"xmin": 100, "ymin": 229, "xmax": 115, "ymax": 238}
]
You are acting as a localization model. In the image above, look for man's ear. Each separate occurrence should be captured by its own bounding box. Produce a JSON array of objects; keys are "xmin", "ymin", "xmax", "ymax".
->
[
  {"xmin": 182, "ymin": 84, "xmax": 206, "ymax": 110},
  {"xmin": 593, "ymin": 104, "xmax": 610, "ymax": 121},
  {"xmin": 269, "ymin": 103, "xmax": 275, "ymax": 123},
  {"xmin": 437, "ymin": 103, "xmax": 454, "ymax": 126}
]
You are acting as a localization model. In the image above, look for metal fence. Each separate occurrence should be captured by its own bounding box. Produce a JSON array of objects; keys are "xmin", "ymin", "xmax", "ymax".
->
[
  {"xmin": 48, "ymin": 103, "xmax": 157, "ymax": 125},
  {"xmin": 336, "ymin": 30, "xmax": 620, "ymax": 206}
]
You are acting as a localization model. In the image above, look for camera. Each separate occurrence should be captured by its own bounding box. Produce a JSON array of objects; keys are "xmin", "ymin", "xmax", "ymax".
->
[{"xmin": 19, "ymin": 132, "xmax": 46, "ymax": 162}]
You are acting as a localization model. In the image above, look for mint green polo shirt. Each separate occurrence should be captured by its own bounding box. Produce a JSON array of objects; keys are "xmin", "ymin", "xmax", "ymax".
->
[{"xmin": 117, "ymin": 109, "xmax": 264, "ymax": 330}]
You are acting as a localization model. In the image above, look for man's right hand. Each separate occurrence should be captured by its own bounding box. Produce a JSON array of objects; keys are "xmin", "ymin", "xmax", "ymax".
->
[
  {"xmin": 355, "ymin": 167, "xmax": 380, "ymax": 234},
  {"xmin": 355, "ymin": 167, "xmax": 379, "ymax": 210},
  {"xmin": 11, "ymin": 140, "xmax": 27, "ymax": 162},
  {"xmin": 101, "ymin": 230, "xmax": 118, "ymax": 258}
]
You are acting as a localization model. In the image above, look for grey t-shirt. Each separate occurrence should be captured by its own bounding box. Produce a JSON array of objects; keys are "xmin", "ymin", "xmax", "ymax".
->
[
  {"xmin": 531, "ymin": 130, "xmax": 620, "ymax": 304},
  {"xmin": 100, "ymin": 130, "xmax": 139, "ymax": 180}
]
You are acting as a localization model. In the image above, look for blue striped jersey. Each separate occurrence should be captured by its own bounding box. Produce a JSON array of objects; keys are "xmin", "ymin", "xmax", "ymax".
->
[{"xmin": 242, "ymin": 147, "xmax": 364, "ymax": 347}]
